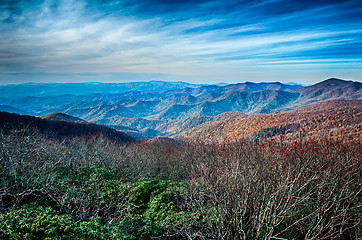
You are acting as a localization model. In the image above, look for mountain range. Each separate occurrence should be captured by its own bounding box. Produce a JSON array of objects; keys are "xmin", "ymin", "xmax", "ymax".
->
[{"xmin": 0, "ymin": 78, "xmax": 360, "ymax": 138}]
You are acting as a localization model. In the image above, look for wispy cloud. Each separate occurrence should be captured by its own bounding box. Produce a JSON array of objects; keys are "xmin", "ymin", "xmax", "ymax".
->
[{"xmin": 0, "ymin": 0, "xmax": 361, "ymax": 84}]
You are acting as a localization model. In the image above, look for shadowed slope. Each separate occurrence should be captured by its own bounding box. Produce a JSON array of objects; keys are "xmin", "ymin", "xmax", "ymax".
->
[{"xmin": 0, "ymin": 111, "xmax": 137, "ymax": 144}]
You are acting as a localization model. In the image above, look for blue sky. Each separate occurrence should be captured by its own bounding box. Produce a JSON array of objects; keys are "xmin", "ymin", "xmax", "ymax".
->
[{"xmin": 0, "ymin": 0, "xmax": 361, "ymax": 84}]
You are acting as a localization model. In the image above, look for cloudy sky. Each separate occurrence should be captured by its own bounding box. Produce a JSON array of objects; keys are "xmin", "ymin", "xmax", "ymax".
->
[{"xmin": 0, "ymin": 0, "xmax": 361, "ymax": 84}]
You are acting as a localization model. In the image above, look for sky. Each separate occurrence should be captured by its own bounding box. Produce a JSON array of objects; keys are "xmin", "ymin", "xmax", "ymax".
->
[{"xmin": 0, "ymin": 0, "xmax": 361, "ymax": 85}]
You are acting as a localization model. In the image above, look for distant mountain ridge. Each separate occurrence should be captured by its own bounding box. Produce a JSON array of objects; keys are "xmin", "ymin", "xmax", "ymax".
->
[
  {"xmin": 296, "ymin": 78, "xmax": 361, "ymax": 100},
  {"xmin": 0, "ymin": 81, "xmax": 305, "ymax": 118},
  {"xmin": 0, "ymin": 78, "xmax": 360, "ymax": 138},
  {"xmin": 0, "ymin": 81, "xmax": 202, "ymax": 98},
  {"xmin": 0, "ymin": 104, "xmax": 31, "ymax": 115}
]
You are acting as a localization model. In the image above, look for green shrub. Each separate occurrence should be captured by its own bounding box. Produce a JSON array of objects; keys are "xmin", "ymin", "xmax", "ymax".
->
[
  {"xmin": 0, "ymin": 204, "xmax": 159, "ymax": 240},
  {"xmin": 0, "ymin": 204, "xmax": 89, "ymax": 239},
  {"xmin": 143, "ymin": 180, "xmax": 188, "ymax": 227},
  {"xmin": 2, "ymin": 167, "xmax": 198, "ymax": 239}
]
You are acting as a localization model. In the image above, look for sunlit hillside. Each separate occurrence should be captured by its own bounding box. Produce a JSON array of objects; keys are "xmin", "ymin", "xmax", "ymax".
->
[{"xmin": 181, "ymin": 99, "xmax": 362, "ymax": 143}]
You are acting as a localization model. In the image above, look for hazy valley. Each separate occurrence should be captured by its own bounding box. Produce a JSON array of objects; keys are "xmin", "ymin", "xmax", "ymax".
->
[{"xmin": 1, "ymin": 78, "xmax": 361, "ymax": 139}]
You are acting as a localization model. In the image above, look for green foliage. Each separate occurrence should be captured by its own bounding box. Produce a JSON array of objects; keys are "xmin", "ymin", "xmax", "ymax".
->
[
  {"xmin": 142, "ymin": 179, "xmax": 190, "ymax": 227},
  {"xmin": 0, "ymin": 188, "xmax": 189, "ymax": 240},
  {"xmin": 15, "ymin": 166, "xmax": 194, "ymax": 239},
  {"xmin": 49, "ymin": 166, "xmax": 131, "ymax": 221},
  {"xmin": 0, "ymin": 204, "xmax": 156, "ymax": 240},
  {"xmin": 0, "ymin": 204, "xmax": 87, "ymax": 239}
]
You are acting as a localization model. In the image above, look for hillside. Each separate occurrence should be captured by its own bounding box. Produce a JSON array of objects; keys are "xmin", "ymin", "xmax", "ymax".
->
[
  {"xmin": 41, "ymin": 112, "xmax": 85, "ymax": 122},
  {"xmin": 180, "ymin": 99, "xmax": 362, "ymax": 143},
  {"xmin": 290, "ymin": 78, "xmax": 362, "ymax": 108},
  {"xmin": 0, "ymin": 111, "xmax": 137, "ymax": 144},
  {"xmin": 296, "ymin": 78, "xmax": 361, "ymax": 99}
]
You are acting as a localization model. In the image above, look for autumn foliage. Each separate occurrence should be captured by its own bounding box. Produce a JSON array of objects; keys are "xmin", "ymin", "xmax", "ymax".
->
[{"xmin": 181, "ymin": 99, "xmax": 362, "ymax": 144}]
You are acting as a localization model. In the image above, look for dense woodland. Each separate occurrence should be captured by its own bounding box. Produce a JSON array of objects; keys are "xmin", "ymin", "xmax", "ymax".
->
[{"xmin": 182, "ymin": 99, "xmax": 362, "ymax": 143}]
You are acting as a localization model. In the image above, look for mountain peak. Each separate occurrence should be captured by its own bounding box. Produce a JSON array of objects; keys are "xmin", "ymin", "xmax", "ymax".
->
[
  {"xmin": 315, "ymin": 78, "xmax": 361, "ymax": 88},
  {"xmin": 322, "ymin": 78, "xmax": 351, "ymax": 84},
  {"xmin": 41, "ymin": 112, "xmax": 85, "ymax": 123},
  {"xmin": 296, "ymin": 78, "xmax": 361, "ymax": 101}
]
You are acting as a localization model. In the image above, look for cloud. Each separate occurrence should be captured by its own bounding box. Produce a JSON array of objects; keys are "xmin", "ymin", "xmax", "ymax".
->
[{"xmin": 0, "ymin": 0, "xmax": 361, "ymax": 84}]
